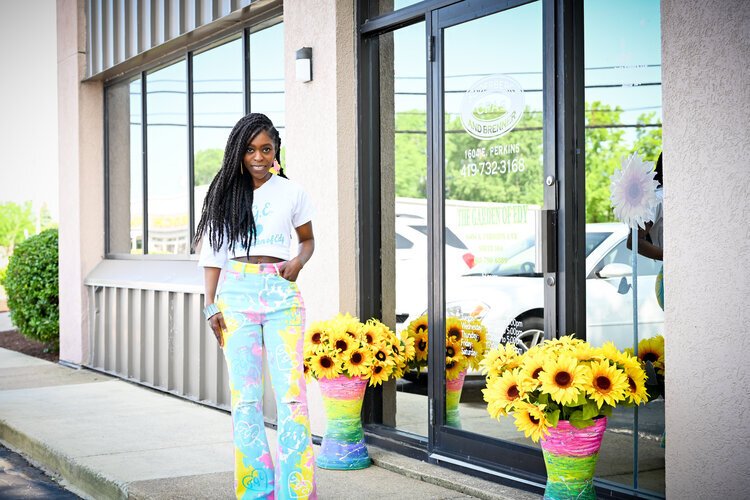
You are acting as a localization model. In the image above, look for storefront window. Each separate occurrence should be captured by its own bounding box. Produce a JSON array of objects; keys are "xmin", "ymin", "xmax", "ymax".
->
[
  {"xmin": 379, "ymin": 21, "xmax": 429, "ymax": 436},
  {"xmin": 192, "ymin": 38, "xmax": 244, "ymax": 237},
  {"xmin": 106, "ymin": 78, "xmax": 142, "ymax": 254},
  {"xmin": 147, "ymin": 60, "xmax": 189, "ymax": 255},
  {"xmin": 584, "ymin": 0, "xmax": 664, "ymax": 494},
  {"xmin": 105, "ymin": 23, "xmax": 284, "ymax": 257}
]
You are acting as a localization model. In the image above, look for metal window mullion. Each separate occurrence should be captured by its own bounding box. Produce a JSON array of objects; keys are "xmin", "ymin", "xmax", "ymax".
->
[
  {"xmin": 187, "ymin": 52, "xmax": 195, "ymax": 251},
  {"xmin": 243, "ymin": 27, "xmax": 251, "ymax": 114},
  {"xmin": 141, "ymin": 73, "xmax": 149, "ymax": 254},
  {"xmin": 426, "ymin": 10, "xmax": 446, "ymax": 449}
]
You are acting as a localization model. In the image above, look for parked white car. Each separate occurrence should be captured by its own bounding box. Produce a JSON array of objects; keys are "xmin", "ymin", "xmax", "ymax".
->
[
  {"xmin": 397, "ymin": 223, "xmax": 664, "ymax": 351},
  {"xmin": 395, "ymin": 214, "xmax": 475, "ymax": 327}
]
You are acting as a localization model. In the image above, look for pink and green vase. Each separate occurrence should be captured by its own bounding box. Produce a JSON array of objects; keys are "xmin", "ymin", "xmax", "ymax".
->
[
  {"xmin": 316, "ymin": 375, "xmax": 371, "ymax": 470},
  {"xmin": 540, "ymin": 417, "xmax": 607, "ymax": 500},
  {"xmin": 445, "ymin": 369, "xmax": 467, "ymax": 428}
]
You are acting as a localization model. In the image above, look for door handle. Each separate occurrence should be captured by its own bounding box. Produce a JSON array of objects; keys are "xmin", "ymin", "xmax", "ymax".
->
[{"xmin": 541, "ymin": 209, "xmax": 557, "ymax": 274}]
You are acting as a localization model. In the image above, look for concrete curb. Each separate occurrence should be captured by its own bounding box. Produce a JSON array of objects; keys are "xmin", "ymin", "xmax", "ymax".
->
[{"xmin": 0, "ymin": 419, "xmax": 127, "ymax": 500}]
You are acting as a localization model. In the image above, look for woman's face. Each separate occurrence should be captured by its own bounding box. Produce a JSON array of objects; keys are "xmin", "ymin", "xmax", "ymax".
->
[{"xmin": 242, "ymin": 130, "xmax": 276, "ymax": 185}]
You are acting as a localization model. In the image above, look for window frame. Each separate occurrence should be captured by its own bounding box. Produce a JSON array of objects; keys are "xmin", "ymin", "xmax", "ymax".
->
[{"xmin": 103, "ymin": 14, "xmax": 283, "ymax": 260}]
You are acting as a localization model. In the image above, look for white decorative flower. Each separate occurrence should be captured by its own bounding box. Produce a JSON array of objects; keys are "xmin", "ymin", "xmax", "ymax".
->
[{"xmin": 610, "ymin": 153, "xmax": 660, "ymax": 229}]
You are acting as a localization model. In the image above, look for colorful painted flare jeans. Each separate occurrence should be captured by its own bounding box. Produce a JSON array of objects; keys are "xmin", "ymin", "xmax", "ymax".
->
[{"xmin": 216, "ymin": 261, "xmax": 316, "ymax": 500}]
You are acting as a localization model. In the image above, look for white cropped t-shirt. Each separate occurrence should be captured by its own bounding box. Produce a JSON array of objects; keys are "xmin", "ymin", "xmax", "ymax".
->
[{"xmin": 198, "ymin": 174, "xmax": 314, "ymax": 268}]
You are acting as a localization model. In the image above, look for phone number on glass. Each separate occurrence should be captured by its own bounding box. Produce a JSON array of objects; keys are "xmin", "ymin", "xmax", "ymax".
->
[{"xmin": 460, "ymin": 158, "xmax": 526, "ymax": 177}]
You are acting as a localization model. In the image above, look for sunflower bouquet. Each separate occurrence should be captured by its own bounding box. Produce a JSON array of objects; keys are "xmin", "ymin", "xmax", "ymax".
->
[
  {"xmin": 404, "ymin": 314, "xmax": 488, "ymax": 380},
  {"xmin": 303, "ymin": 313, "xmax": 415, "ymax": 387},
  {"xmin": 481, "ymin": 335, "xmax": 650, "ymax": 442},
  {"xmin": 627, "ymin": 334, "xmax": 665, "ymax": 400}
]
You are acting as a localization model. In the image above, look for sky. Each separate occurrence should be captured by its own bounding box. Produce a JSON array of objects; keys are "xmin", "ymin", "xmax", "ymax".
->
[{"xmin": 0, "ymin": 0, "xmax": 59, "ymax": 220}]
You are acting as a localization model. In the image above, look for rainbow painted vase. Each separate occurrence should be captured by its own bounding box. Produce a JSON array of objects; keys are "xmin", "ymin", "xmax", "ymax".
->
[
  {"xmin": 316, "ymin": 375, "xmax": 371, "ymax": 470},
  {"xmin": 540, "ymin": 417, "xmax": 607, "ymax": 500},
  {"xmin": 445, "ymin": 369, "xmax": 467, "ymax": 428}
]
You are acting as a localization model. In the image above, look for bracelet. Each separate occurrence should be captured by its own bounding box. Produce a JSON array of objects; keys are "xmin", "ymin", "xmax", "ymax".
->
[{"xmin": 203, "ymin": 303, "xmax": 220, "ymax": 321}]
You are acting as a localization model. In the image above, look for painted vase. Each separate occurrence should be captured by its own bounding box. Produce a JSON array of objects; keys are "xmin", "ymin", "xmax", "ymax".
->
[
  {"xmin": 445, "ymin": 369, "xmax": 467, "ymax": 428},
  {"xmin": 540, "ymin": 417, "xmax": 607, "ymax": 500},
  {"xmin": 315, "ymin": 375, "xmax": 371, "ymax": 470}
]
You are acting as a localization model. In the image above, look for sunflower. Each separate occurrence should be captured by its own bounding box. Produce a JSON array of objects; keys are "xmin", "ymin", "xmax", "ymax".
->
[
  {"xmin": 584, "ymin": 359, "xmax": 628, "ymax": 408},
  {"xmin": 344, "ymin": 347, "xmax": 372, "ymax": 377},
  {"xmin": 483, "ymin": 368, "xmax": 525, "ymax": 414},
  {"xmin": 333, "ymin": 312, "xmax": 363, "ymax": 339},
  {"xmin": 480, "ymin": 343, "xmax": 521, "ymax": 378},
  {"xmin": 597, "ymin": 341, "xmax": 628, "ymax": 365},
  {"xmin": 303, "ymin": 361, "xmax": 312, "ymax": 382},
  {"xmin": 520, "ymin": 353, "xmax": 546, "ymax": 391},
  {"xmin": 401, "ymin": 334, "xmax": 416, "ymax": 361},
  {"xmin": 413, "ymin": 331, "xmax": 429, "ymax": 363},
  {"xmin": 331, "ymin": 331, "xmax": 355, "ymax": 354},
  {"xmin": 538, "ymin": 354, "xmax": 587, "ymax": 405},
  {"xmin": 620, "ymin": 355, "xmax": 649, "ymax": 405},
  {"xmin": 407, "ymin": 314, "xmax": 429, "ymax": 338},
  {"xmin": 371, "ymin": 343, "xmax": 393, "ymax": 365},
  {"xmin": 513, "ymin": 401, "xmax": 553, "ymax": 443},
  {"xmin": 304, "ymin": 321, "xmax": 328, "ymax": 352},
  {"xmin": 310, "ymin": 350, "xmax": 342, "ymax": 379},
  {"xmin": 368, "ymin": 361, "xmax": 393, "ymax": 386},
  {"xmin": 446, "ymin": 317, "xmax": 463, "ymax": 341},
  {"xmin": 445, "ymin": 356, "xmax": 468, "ymax": 381},
  {"xmin": 636, "ymin": 335, "xmax": 665, "ymax": 374},
  {"xmin": 445, "ymin": 338, "xmax": 462, "ymax": 359}
]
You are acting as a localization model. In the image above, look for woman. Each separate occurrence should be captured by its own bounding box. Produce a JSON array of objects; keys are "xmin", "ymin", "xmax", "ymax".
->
[{"xmin": 195, "ymin": 113, "xmax": 316, "ymax": 499}]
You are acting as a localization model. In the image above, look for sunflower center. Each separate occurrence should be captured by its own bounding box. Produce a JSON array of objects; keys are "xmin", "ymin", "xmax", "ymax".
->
[
  {"xmin": 628, "ymin": 377, "xmax": 636, "ymax": 391},
  {"xmin": 351, "ymin": 352, "xmax": 363, "ymax": 364},
  {"xmin": 311, "ymin": 332, "xmax": 322, "ymax": 344},
  {"xmin": 321, "ymin": 357, "xmax": 333, "ymax": 368},
  {"xmin": 554, "ymin": 371, "xmax": 571, "ymax": 386},
  {"xmin": 335, "ymin": 339, "xmax": 348, "ymax": 351},
  {"xmin": 507, "ymin": 385, "xmax": 519, "ymax": 399},
  {"xmin": 373, "ymin": 365, "xmax": 383, "ymax": 374},
  {"xmin": 366, "ymin": 333, "xmax": 374, "ymax": 344},
  {"xmin": 448, "ymin": 327, "xmax": 462, "ymax": 339},
  {"xmin": 446, "ymin": 360, "xmax": 456, "ymax": 369},
  {"xmin": 446, "ymin": 346, "xmax": 455, "ymax": 357},
  {"xmin": 596, "ymin": 376, "xmax": 611, "ymax": 391},
  {"xmin": 418, "ymin": 340, "xmax": 427, "ymax": 352},
  {"xmin": 416, "ymin": 325, "xmax": 427, "ymax": 333},
  {"xmin": 532, "ymin": 367, "xmax": 543, "ymax": 379},
  {"xmin": 643, "ymin": 352, "xmax": 659, "ymax": 363},
  {"xmin": 347, "ymin": 330, "xmax": 357, "ymax": 338},
  {"xmin": 376, "ymin": 351, "xmax": 386, "ymax": 362},
  {"xmin": 530, "ymin": 414, "xmax": 540, "ymax": 425}
]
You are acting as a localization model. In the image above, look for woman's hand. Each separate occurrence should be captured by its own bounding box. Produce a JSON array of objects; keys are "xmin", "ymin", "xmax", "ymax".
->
[
  {"xmin": 208, "ymin": 312, "xmax": 227, "ymax": 347},
  {"xmin": 279, "ymin": 258, "xmax": 304, "ymax": 282}
]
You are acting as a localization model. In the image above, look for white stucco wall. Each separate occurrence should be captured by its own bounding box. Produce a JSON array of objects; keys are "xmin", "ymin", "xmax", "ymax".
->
[
  {"xmin": 662, "ymin": 1, "xmax": 750, "ymax": 497},
  {"xmin": 284, "ymin": 0, "xmax": 357, "ymax": 435}
]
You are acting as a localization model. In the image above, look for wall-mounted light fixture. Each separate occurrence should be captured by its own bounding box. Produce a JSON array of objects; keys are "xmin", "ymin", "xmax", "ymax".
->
[{"xmin": 295, "ymin": 47, "xmax": 312, "ymax": 83}]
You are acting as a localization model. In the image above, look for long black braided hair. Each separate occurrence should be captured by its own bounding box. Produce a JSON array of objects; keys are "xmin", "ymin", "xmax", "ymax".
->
[{"xmin": 193, "ymin": 113, "xmax": 287, "ymax": 257}]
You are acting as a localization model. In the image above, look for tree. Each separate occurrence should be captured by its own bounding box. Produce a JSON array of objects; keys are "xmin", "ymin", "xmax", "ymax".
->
[
  {"xmin": 0, "ymin": 202, "xmax": 35, "ymax": 254},
  {"xmin": 194, "ymin": 148, "xmax": 224, "ymax": 186}
]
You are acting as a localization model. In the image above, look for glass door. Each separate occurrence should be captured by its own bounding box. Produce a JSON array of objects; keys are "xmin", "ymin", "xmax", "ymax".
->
[{"xmin": 427, "ymin": 0, "xmax": 552, "ymax": 475}]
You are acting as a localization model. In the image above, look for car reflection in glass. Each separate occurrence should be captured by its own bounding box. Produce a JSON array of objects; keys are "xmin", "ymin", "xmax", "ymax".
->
[{"xmin": 398, "ymin": 223, "xmax": 665, "ymax": 352}]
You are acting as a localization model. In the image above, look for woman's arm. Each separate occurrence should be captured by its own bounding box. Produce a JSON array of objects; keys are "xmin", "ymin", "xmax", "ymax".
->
[
  {"xmin": 204, "ymin": 266, "xmax": 227, "ymax": 347},
  {"xmin": 280, "ymin": 221, "xmax": 315, "ymax": 282},
  {"xmin": 626, "ymin": 223, "xmax": 663, "ymax": 261}
]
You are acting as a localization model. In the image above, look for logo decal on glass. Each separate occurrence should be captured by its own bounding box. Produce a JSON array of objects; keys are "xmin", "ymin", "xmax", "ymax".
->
[{"xmin": 460, "ymin": 74, "xmax": 525, "ymax": 140}]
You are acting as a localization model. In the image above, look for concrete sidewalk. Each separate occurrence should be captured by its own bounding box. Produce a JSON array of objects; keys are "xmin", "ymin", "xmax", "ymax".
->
[{"xmin": 0, "ymin": 347, "xmax": 537, "ymax": 500}]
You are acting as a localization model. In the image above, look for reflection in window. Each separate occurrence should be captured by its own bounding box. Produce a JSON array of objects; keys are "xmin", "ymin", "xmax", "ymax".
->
[
  {"xmin": 146, "ymin": 61, "xmax": 189, "ymax": 255},
  {"xmin": 370, "ymin": 0, "xmax": 424, "ymax": 16},
  {"xmin": 250, "ymin": 24, "xmax": 285, "ymax": 164},
  {"xmin": 584, "ymin": 0, "xmax": 663, "ymax": 495},
  {"xmin": 107, "ymin": 79, "xmax": 142, "ymax": 254},
  {"xmin": 193, "ymin": 38, "xmax": 244, "ymax": 237}
]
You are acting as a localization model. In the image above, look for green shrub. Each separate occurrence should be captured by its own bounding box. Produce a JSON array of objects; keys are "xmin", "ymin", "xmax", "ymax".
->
[{"xmin": 4, "ymin": 228, "xmax": 59, "ymax": 347}]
